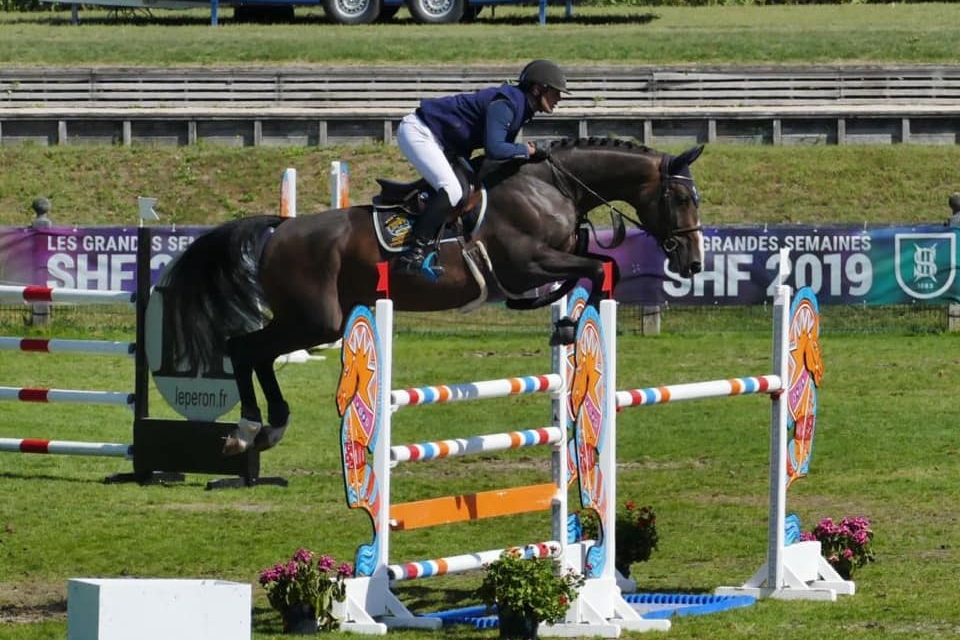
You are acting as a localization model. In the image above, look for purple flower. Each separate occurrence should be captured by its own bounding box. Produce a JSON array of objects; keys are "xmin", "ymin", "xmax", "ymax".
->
[
  {"xmin": 292, "ymin": 548, "xmax": 315, "ymax": 564},
  {"xmin": 318, "ymin": 554, "xmax": 336, "ymax": 572}
]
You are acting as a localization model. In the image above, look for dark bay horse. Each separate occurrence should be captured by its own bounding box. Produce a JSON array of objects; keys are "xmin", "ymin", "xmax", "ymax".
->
[{"xmin": 159, "ymin": 137, "xmax": 704, "ymax": 454}]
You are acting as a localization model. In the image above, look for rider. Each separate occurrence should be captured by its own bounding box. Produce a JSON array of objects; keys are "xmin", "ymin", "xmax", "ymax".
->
[{"xmin": 394, "ymin": 59, "xmax": 570, "ymax": 279}]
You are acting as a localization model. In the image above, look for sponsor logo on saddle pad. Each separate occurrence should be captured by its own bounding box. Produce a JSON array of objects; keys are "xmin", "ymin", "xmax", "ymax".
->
[
  {"xmin": 894, "ymin": 232, "xmax": 956, "ymax": 300},
  {"xmin": 144, "ymin": 287, "xmax": 239, "ymax": 421},
  {"xmin": 373, "ymin": 208, "xmax": 413, "ymax": 252}
]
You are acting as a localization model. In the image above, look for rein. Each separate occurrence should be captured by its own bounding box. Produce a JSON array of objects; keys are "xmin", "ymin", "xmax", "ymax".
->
[
  {"xmin": 546, "ymin": 154, "xmax": 702, "ymax": 250},
  {"xmin": 547, "ymin": 156, "xmax": 629, "ymax": 249}
]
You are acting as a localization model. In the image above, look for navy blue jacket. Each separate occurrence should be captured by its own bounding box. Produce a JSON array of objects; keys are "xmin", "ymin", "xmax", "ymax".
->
[{"xmin": 416, "ymin": 84, "xmax": 532, "ymax": 160}]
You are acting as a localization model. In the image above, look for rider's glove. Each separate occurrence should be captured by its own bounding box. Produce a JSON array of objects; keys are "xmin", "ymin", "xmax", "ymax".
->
[{"xmin": 529, "ymin": 146, "xmax": 550, "ymax": 162}]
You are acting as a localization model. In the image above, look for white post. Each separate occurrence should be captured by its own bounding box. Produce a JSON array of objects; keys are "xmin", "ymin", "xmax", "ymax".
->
[
  {"xmin": 280, "ymin": 167, "xmax": 297, "ymax": 218},
  {"xmin": 275, "ymin": 168, "xmax": 321, "ymax": 364},
  {"xmin": 372, "ymin": 298, "xmax": 394, "ymax": 613},
  {"xmin": 331, "ymin": 161, "xmax": 350, "ymax": 208},
  {"xmin": 550, "ymin": 297, "xmax": 569, "ymax": 564},
  {"xmin": 716, "ymin": 249, "xmax": 854, "ymax": 600},
  {"xmin": 766, "ymin": 252, "xmax": 791, "ymax": 592}
]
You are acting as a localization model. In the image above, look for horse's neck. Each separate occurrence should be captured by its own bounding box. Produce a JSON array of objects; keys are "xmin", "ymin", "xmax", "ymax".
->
[{"xmin": 554, "ymin": 150, "xmax": 659, "ymax": 204}]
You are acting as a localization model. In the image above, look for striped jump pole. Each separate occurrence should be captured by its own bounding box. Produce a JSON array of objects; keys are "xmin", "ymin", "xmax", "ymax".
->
[
  {"xmin": 391, "ymin": 375, "xmax": 562, "ymax": 407},
  {"xmin": 391, "ymin": 427, "xmax": 563, "ymax": 464},
  {"xmin": 0, "ymin": 387, "xmax": 135, "ymax": 407},
  {"xmin": 0, "ymin": 276, "xmax": 141, "ymax": 475},
  {"xmin": 0, "ymin": 438, "xmax": 131, "ymax": 458},
  {"xmin": 387, "ymin": 541, "xmax": 560, "ymax": 581},
  {"xmin": 0, "ymin": 337, "xmax": 135, "ymax": 356},
  {"xmin": 0, "ymin": 284, "xmax": 134, "ymax": 305},
  {"xmin": 615, "ymin": 375, "xmax": 784, "ymax": 408}
]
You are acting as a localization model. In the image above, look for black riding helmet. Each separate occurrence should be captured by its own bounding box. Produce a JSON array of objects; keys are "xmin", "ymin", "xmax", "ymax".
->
[{"xmin": 518, "ymin": 59, "xmax": 571, "ymax": 95}]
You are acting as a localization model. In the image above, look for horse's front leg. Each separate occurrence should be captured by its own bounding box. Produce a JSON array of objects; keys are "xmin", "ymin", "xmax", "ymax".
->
[
  {"xmin": 222, "ymin": 337, "xmax": 263, "ymax": 456},
  {"xmin": 517, "ymin": 248, "xmax": 608, "ymax": 344}
]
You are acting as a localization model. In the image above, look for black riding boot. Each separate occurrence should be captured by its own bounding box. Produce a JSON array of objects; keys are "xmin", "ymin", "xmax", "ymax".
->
[{"xmin": 394, "ymin": 190, "xmax": 454, "ymax": 279}]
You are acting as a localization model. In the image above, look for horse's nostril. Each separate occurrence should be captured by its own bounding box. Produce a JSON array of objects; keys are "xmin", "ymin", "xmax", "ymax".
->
[{"xmin": 691, "ymin": 262, "xmax": 702, "ymax": 274}]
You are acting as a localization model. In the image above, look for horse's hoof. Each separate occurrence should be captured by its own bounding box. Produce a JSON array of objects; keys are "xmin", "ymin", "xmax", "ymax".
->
[
  {"xmin": 253, "ymin": 427, "xmax": 287, "ymax": 451},
  {"xmin": 222, "ymin": 436, "xmax": 248, "ymax": 456},
  {"xmin": 222, "ymin": 418, "xmax": 262, "ymax": 456},
  {"xmin": 254, "ymin": 425, "xmax": 288, "ymax": 452},
  {"xmin": 549, "ymin": 316, "xmax": 577, "ymax": 346}
]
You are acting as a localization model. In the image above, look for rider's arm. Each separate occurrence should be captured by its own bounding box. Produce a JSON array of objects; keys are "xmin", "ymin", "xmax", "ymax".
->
[{"xmin": 483, "ymin": 99, "xmax": 530, "ymax": 160}]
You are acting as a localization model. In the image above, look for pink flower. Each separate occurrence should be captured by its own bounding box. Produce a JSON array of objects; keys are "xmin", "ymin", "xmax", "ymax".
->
[{"xmin": 292, "ymin": 548, "xmax": 314, "ymax": 564}]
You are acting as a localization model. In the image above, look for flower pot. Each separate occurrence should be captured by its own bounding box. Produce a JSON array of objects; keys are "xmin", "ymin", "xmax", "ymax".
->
[
  {"xmin": 497, "ymin": 607, "xmax": 539, "ymax": 640},
  {"xmin": 830, "ymin": 558, "xmax": 854, "ymax": 580},
  {"xmin": 281, "ymin": 603, "xmax": 319, "ymax": 635}
]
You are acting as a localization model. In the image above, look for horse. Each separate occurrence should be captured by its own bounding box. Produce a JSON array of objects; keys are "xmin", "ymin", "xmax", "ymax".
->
[{"xmin": 158, "ymin": 137, "xmax": 705, "ymax": 455}]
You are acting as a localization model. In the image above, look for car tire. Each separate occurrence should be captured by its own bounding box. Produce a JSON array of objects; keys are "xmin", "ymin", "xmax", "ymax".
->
[
  {"xmin": 323, "ymin": 0, "xmax": 382, "ymax": 24},
  {"xmin": 406, "ymin": 0, "xmax": 464, "ymax": 24}
]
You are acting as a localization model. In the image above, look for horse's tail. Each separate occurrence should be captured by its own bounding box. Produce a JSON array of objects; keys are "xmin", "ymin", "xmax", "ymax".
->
[{"xmin": 160, "ymin": 215, "xmax": 285, "ymax": 372}]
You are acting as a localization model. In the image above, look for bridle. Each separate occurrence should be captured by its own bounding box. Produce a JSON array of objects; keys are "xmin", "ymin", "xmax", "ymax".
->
[
  {"xmin": 655, "ymin": 155, "xmax": 702, "ymax": 254},
  {"xmin": 545, "ymin": 153, "xmax": 702, "ymax": 252}
]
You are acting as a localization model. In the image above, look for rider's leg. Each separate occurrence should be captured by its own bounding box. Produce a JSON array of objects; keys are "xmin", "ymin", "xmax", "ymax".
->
[
  {"xmin": 396, "ymin": 113, "xmax": 463, "ymax": 277},
  {"xmin": 395, "ymin": 188, "xmax": 455, "ymax": 275}
]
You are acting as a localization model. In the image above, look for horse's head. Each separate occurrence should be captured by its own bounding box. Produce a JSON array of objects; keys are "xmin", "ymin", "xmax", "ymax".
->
[{"xmin": 643, "ymin": 145, "xmax": 705, "ymax": 279}]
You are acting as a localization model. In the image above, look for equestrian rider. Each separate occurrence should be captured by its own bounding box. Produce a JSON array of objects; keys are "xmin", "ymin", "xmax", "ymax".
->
[{"xmin": 394, "ymin": 59, "xmax": 570, "ymax": 280}]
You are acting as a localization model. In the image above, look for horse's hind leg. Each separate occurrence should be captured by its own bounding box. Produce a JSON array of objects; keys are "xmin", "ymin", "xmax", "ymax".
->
[
  {"xmin": 252, "ymin": 360, "xmax": 290, "ymax": 452},
  {"xmin": 222, "ymin": 334, "xmax": 265, "ymax": 456}
]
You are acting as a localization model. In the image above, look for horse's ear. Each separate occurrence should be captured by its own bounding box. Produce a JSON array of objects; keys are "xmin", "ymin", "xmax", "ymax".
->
[{"xmin": 669, "ymin": 144, "xmax": 705, "ymax": 174}]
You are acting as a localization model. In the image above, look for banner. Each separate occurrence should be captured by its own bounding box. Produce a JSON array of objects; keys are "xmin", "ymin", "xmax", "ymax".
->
[
  {"xmin": 2, "ymin": 224, "xmax": 958, "ymax": 306},
  {"xmin": 0, "ymin": 226, "xmax": 207, "ymax": 291},
  {"xmin": 592, "ymin": 225, "xmax": 960, "ymax": 306}
]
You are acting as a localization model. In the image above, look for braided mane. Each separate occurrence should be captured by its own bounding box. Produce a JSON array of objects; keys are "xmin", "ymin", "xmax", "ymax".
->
[{"xmin": 547, "ymin": 136, "xmax": 653, "ymax": 154}]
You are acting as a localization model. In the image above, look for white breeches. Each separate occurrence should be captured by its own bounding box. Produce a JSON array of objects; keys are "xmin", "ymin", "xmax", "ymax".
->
[{"xmin": 397, "ymin": 113, "xmax": 463, "ymax": 207}]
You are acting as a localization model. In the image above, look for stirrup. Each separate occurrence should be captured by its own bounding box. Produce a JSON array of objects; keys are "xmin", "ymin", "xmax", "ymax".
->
[{"xmin": 418, "ymin": 250, "xmax": 445, "ymax": 281}]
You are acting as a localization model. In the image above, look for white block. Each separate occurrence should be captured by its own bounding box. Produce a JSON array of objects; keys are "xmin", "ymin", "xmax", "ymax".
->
[{"xmin": 67, "ymin": 578, "xmax": 250, "ymax": 640}]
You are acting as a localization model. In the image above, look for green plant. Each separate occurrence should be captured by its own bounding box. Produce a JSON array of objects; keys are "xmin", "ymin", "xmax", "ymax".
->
[
  {"xmin": 476, "ymin": 545, "xmax": 585, "ymax": 626},
  {"xmin": 258, "ymin": 548, "xmax": 353, "ymax": 632},
  {"xmin": 800, "ymin": 516, "xmax": 875, "ymax": 580},
  {"xmin": 577, "ymin": 502, "xmax": 659, "ymax": 577}
]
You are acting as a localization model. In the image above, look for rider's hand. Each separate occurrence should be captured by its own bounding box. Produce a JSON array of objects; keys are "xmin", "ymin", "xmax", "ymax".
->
[{"xmin": 527, "ymin": 142, "xmax": 549, "ymax": 162}]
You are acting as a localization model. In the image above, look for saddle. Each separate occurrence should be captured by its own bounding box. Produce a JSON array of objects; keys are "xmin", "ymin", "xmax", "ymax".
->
[{"xmin": 371, "ymin": 158, "xmax": 486, "ymax": 253}]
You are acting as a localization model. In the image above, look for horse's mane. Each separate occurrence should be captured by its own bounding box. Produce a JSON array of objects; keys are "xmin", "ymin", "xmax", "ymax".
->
[
  {"xmin": 546, "ymin": 137, "xmax": 654, "ymax": 155},
  {"xmin": 478, "ymin": 137, "xmax": 657, "ymax": 187}
]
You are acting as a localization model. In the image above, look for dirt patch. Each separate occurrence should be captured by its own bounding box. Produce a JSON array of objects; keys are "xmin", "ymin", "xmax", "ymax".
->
[{"xmin": 0, "ymin": 581, "xmax": 66, "ymax": 624}]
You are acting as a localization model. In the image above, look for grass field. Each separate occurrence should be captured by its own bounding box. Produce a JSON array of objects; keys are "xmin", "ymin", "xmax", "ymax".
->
[
  {"xmin": 2, "ymin": 144, "xmax": 960, "ymax": 228},
  {"xmin": 2, "ymin": 4, "xmax": 960, "ymax": 65},
  {"xmin": 1, "ymin": 305, "xmax": 959, "ymax": 639},
  {"xmin": 2, "ymin": 2, "xmax": 960, "ymax": 638}
]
